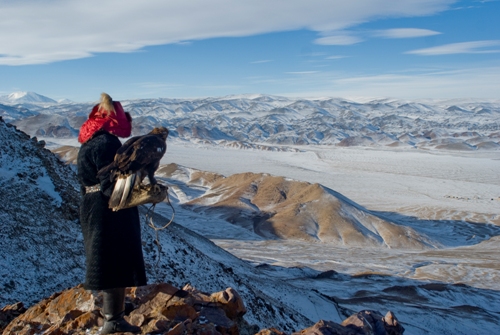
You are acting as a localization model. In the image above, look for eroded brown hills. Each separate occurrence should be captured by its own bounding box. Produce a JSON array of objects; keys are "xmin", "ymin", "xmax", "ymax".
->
[{"xmin": 158, "ymin": 165, "xmax": 435, "ymax": 249}]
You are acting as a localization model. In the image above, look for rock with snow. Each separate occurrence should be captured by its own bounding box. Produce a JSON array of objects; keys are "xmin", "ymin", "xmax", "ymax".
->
[{"xmin": 1, "ymin": 283, "xmax": 403, "ymax": 335}]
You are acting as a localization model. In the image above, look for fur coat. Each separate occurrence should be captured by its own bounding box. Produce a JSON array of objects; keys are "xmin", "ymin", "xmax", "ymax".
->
[{"xmin": 77, "ymin": 130, "xmax": 147, "ymax": 290}]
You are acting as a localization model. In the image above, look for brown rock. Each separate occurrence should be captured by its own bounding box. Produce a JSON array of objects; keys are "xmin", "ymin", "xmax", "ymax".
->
[
  {"xmin": 256, "ymin": 327, "xmax": 288, "ymax": 335},
  {"xmin": 341, "ymin": 310, "xmax": 404, "ymax": 335},
  {"xmin": 0, "ymin": 302, "xmax": 26, "ymax": 331},
  {"xmin": 161, "ymin": 302, "xmax": 198, "ymax": 321},
  {"xmin": 293, "ymin": 319, "xmax": 357, "ymax": 335},
  {"xmin": 167, "ymin": 320, "xmax": 190, "ymax": 335},
  {"xmin": 199, "ymin": 306, "xmax": 238, "ymax": 335},
  {"xmin": 2, "ymin": 285, "xmax": 97, "ymax": 335},
  {"xmin": 194, "ymin": 322, "xmax": 223, "ymax": 335},
  {"xmin": 382, "ymin": 311, "xmax": 404, "ymax": 335},
  {"xmin": 210, "ymin": 288, "xmax": 247, "ymax": 319},
  {"xmin": 0, "ymin": 283, "xmax": 405, "ymax": 335}
]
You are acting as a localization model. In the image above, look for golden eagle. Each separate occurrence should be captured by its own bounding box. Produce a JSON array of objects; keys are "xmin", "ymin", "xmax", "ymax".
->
[{"xmin": 98, "ymin": 127, "xmax": 169, "ymax": 210}]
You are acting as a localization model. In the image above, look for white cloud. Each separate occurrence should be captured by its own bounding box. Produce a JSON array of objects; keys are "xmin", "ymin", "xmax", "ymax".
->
[
  {"xmin": 0, "ymin": 0, "xmax": 455, "ymax": 65},
  {"xmin": 325, "ymin": 55, "xmax": 348, "ymax": 60},
  {"xmin": 374, "ymin": 28, "xmax": 441, "ymax": 38},
  {"xmin": 314, "ymin": 35, "xmax": 363, "ymax": 45},
  {"xmin": 286, "ymin": 71, "xmax": 320, "ymax": 75},
  {"xmin": 251, "ymin": 60, "xmax": 273, "ymax": 64},
  {"xmin": 282, "ymin": 66, "xmax": 500, "ymax": 99},
  {"xmin": 407, "ymin": 40, "xmax": 500, "ymax": 55}
]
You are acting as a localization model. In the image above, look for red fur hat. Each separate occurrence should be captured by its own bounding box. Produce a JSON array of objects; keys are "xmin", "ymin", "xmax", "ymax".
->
[{"xmin": 78, "ymin": 97, "xmax": 132, "ymax": 144}]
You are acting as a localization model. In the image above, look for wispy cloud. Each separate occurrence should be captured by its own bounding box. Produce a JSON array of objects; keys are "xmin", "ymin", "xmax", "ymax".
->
[
  {"xmin": 251, "ymin": 60, "xmax": 273, "ymax": 64},
  {"xmin": 286, "ymin": 71, "xmax": 320, "ymax": 75},
  {"xmin": 374, "ymin": 28, "xmax": 441, "ymax": 38},
  {"xmin": 281, "ymin": 67, "xmax": 500, "ymax": 99},
  {"xmin": 407, "ymin": 40, "xmax": 500, "ymax": 55},
  {"xmin": 0, "ymin": 0, "xmax": 454, "ymax": 65},
  {"xmin": 325, "ymin": 55, "xmax": 347, "ymax": 60},
  {"xmin": 314, "ymin": 35, "xmax": 363, "ymax": 46}
]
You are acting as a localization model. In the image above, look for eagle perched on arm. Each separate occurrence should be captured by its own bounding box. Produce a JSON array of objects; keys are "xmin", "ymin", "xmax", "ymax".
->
[{"xmin": 98, "ymin": 127, "xmax": 169, "ymax": 210}]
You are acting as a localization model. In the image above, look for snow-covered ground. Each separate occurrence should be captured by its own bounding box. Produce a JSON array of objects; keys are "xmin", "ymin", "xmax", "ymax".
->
[{"xmin": 164, "ymin": 141, "xmax": 500, "ymax": 220}]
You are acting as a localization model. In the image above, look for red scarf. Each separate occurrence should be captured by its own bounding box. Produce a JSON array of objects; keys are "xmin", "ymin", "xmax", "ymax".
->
[{"xmin": 78, "ymin": 101, "xmax": 132, "ymax": 143}]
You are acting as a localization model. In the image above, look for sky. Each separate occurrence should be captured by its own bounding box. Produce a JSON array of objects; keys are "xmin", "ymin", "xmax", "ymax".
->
[{"xmin": 0, "ymin": 0, "xmax": 499, "ymax": 102}]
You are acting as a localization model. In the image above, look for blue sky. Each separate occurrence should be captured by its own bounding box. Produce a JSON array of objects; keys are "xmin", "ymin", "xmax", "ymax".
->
[{"xmin": 1, "ymin": 0, "xmax": 499, "ymax": 102}]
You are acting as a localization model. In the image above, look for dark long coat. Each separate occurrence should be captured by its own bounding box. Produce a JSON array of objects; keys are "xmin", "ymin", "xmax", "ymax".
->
[{"xmin": 77, "ymin": 130, "xmax": 147, "ymax": 290}]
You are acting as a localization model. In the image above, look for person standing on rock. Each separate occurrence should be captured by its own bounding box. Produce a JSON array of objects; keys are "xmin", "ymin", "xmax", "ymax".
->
[{"xmin": 77, "ymin": 93, "xmax": 144, "ymax": 334}]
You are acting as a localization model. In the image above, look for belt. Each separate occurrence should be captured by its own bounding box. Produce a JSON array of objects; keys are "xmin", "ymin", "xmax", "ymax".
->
[{"xmin": 85, "ymin": 184, "xmax": 101, "ymax": 193}]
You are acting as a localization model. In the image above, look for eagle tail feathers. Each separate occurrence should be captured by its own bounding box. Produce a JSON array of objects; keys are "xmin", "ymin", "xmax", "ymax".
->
[
  {"xmin": 109, "ymin": 178, "xmax": 125, "ymax": 209},
  {"xmin": 119, "ymin": 174, "xmax": 136, "ymax": 208},
  {"xmin": 109, "ymin": 173, "xmax": 136, "ymax": 210}
]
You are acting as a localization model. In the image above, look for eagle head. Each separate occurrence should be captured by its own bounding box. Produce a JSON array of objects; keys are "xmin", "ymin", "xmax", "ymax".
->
[{"xmin": 149, "ymin": 127, "xmax": 169, "ymax": 140}]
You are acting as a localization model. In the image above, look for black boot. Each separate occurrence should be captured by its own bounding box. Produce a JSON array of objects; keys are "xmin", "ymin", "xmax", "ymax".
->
[{"xmin": 101, "ymin": 287, "xmax": 141, "ymax": 334}]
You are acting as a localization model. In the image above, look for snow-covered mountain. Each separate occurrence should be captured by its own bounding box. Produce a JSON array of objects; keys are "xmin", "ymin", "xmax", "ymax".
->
[
  {"xmin": 1, "ymin": 93, "xmax": 499, "ymax": 151},
  {"xmin": 0, "ymin": 91, "xmax": 57, "ymax": 104}
]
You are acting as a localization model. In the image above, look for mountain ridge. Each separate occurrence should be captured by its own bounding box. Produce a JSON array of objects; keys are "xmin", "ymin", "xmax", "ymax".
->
[{"xmin": 1, "ymin": 92, "xmax": 499, "ymax": 151}]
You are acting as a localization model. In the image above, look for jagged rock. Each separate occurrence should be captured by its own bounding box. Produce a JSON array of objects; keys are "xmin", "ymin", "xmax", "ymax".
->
[
  {"xmin": 381, "ymin": 311, "xmax": 404, "ymax": 335},
  {"xmin": 0, "ymin": 302, "xmax": 26, "ymax": 332},
  {"xmin": 256, "ymin": 328, "xmax": 287, "ymax": 335},
  {"xmin": 341, "ymin": 310, "xmax": 404, "ymax": 335},
  {"xmin": 2, "ymin": 283, "xmax": 248, "ymax": 335},
  {"xmin": 287, "ymin": 310, "xmax": 404, "ymax": 335},
  {"xmin": 209, "ymin": 287, "xmax": 247, "ymax": 319},
  {"xmin": 292, "ymin": 319, "xmax": 357, "ymax": 335},
  {"xmin": 2, "ymin": 282, "xmax": 405, "ymax": 335}
]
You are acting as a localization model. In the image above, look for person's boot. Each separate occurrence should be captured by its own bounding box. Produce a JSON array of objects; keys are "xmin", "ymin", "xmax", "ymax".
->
[{"xmin": 101, "ymin": 287, "xmax": 141, "ymax": 334}]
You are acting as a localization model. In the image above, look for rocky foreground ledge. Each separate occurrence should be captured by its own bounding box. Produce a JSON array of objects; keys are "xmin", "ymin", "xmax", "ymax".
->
[{"xmin": 0, "ymin": 283, "xmax": 404, "ymax": 335}]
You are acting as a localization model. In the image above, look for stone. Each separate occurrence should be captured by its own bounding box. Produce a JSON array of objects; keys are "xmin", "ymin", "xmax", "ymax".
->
[
  {"xmin": 293, "ymin": 319, "xmax": 357, "ymax": 335},
  {"xmin": 1, "ymin": 284, "xmax": 404, "ymax": 335},
  {"xmin": 341, "ymin": 310, "xmax": 404, "ymax": 335},
  {"xmin": 210, "ymin": 287, "xmax": 247, "ymax": 319},
  {"xmin": 0, "ymin": 302, "xmax": 26, "ymax": 331},
  {"xmin": 255, "ymin": 327, "xmax": 287, "ymax": 335}
]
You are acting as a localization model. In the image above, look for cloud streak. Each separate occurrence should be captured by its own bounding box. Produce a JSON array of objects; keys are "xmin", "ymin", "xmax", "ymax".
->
[
  {"xmin": 314, "ymin": 34, "xmax": 363, "ymax": 45},
  {"xmin": 374, "ymin": 28, "xmax": 441, "ymax": 38},
  {"xmin": 282, "ymin": 66, "xmax": 500, "ymax": 99},
  {"xmin": 407, "ymin": 40, "xmax": 500, "ymax": 55},
  {"xmin": 0, "ymin": 0, "xmax": 455, "ymax": 65},
  {"xmin": 251, "ymin": 60, "xmax": 273, "ymax": 64}
]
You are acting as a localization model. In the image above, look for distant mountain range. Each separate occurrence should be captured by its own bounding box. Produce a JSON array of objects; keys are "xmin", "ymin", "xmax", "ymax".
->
[{"xmin": 1, "ymin": 92, "xmax": 499, "ymax": 151}]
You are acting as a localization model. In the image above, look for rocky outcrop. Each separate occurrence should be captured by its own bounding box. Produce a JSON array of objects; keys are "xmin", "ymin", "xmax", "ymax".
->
[{"xmin": 1, "ymin": 283, "xmax": 403, "ymax": 335}]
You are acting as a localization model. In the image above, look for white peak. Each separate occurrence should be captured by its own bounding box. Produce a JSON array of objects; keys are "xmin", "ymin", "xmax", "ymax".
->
[
  {"xmin": 8, "ymin": 91, "xmax": 29, "ymax": 99},
  {"xmin": 6, "ymin": 91, "xmax": 57, "ymax": 103}
]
